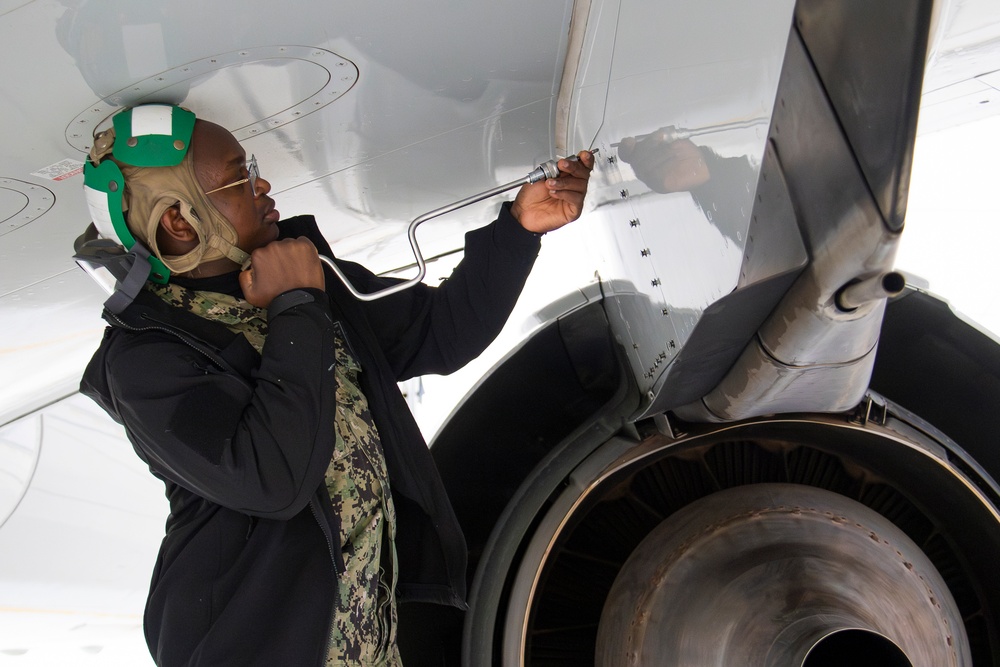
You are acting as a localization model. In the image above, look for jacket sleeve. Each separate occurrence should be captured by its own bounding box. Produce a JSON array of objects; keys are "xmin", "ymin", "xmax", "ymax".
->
[
  {"xmin": 338, "ymin": 203, "xmax": 542, "ymax": 380},
  {"xmin": 103, "ymin": 289, "xmax": 339, "ymax": 519}
]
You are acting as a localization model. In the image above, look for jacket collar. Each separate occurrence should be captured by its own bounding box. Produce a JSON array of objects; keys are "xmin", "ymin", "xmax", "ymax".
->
[{"xmin": 104, "ymin": 287, "xmax": 241, "ymax": 355}]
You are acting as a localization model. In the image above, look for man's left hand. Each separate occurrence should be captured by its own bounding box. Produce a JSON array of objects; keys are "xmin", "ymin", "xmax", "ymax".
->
[{"xmin": 511, "ymin": 150, "xmax": 595, "ymax": 234}]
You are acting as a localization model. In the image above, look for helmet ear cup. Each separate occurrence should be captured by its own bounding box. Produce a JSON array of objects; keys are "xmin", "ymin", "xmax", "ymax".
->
[
  {"xmin": 82, "ymin": 102, "xmax": 197, "ymax": 285},
  {"xmin": 83, "ymin": 158, "xmax": 170, "ymax": 283}
]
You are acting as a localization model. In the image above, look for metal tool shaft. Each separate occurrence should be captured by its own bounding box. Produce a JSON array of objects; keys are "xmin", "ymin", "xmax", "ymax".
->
[{"xmin": 320, "ymin": 152, "xmax": 592, "ymax": 301}]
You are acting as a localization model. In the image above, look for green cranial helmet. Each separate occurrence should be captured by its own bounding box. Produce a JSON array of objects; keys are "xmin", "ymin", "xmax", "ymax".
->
[{"xmin": 81, "ymin": 104, "xmax": 197, "ymax": 286}]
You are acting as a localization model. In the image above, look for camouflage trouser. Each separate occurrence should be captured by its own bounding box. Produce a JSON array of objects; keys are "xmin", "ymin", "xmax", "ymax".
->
[{"xmin": 326, "ymin": 329, "xmax": 402, "ymax": 666}]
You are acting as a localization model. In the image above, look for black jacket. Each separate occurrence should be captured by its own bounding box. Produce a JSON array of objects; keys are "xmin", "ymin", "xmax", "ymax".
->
[{"xmin": 80, "ymin": 206, "xmax": 540, "ymax": 666}]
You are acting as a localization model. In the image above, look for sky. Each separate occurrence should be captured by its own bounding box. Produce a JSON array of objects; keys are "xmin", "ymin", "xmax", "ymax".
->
[{"xmin": 897, "ymin": 114, "xmax": 1000, "ymax": 339}]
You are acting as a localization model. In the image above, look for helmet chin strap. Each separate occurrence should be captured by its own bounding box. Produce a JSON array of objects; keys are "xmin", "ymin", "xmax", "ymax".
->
[
  {"xmin": 159, "ymin": 230, "xmax": 251, "ymax": 275},
  {"xmin": 208, "ymin": 235, "xmax": 251, "ymax": 268},
  {"xmin": 151, "ymin": 196, "xmax": 251, "ymax": 274}
]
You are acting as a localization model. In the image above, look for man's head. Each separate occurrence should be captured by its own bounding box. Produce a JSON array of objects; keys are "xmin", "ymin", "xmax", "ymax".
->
[
  {"xmin": 155, "ymin": 119, "xmax": 279, "ymax": 276},
  {"xmin": 85, "ymin": 104, "xmax": 279, "ymax": 279}
]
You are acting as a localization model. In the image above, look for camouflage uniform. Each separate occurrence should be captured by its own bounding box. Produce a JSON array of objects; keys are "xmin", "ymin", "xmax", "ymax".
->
[
  {"xmin": 147, "ymin": 282, "xmax": 269, "ymax": 352},
  {"xmin": 324, "ymin": 322, "xmax": 400, "ymax": 665},
  {"xmin": 148, "ymin": 283, "xmax": 402, "ymax": 666}
]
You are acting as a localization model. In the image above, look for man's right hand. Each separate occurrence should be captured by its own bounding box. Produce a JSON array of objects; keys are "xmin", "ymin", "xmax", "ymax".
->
[{"xmin": 239, "ymin": 237, "xmax": 325, "ymax": 309}]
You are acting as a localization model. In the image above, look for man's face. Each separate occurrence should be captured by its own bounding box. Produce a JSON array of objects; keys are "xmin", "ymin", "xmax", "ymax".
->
[{"xmin": 192, "ymin": 121, "xmax": 280, "ymax": 253}]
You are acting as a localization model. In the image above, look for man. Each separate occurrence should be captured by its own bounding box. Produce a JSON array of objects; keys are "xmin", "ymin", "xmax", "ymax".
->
[{"xmin": 79, "ymin": 104, "xmax": 593, "ymax": 666}]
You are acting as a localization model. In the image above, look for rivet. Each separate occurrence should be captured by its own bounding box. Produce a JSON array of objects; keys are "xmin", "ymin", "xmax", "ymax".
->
[
  {"xmin": 629, "ymin": 219, "xmax": 640, "ymax": 227},
  {"xmin": 669, "ymin": 340, "xmax": 677, "ymax": 349},
  {"xmin": 641, "ymin": 248, "xmax": 651, "ymax": 257},
  {"xmin": 651, "ymin": 278, "xmax": 661, "ymax": 287},
  {"xmin": 174, "ymin": 139, "xmax": 185, "ymax": 150},
  {"xmin": 108, "ymin": 181, "xmax": 119, "ymax": 192},
  {"xmin": 126, "ymin": 137, "xmax": 138, "ymax": 147},
  {"xmin": 620, "ymin": 189, "xmax": 629, "ymax": 199},
  {"xmin": 661, "ymin": 309, "xmax": 669, "ymax": 316}
]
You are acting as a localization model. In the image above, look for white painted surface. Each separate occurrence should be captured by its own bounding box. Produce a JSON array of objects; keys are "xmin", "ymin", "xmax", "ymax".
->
[{"xmin": 0, "ymin": 395, "xmax": 164, "ymax": 666}]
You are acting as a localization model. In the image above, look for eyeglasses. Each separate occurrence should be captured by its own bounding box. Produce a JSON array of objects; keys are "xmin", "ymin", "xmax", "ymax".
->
[{"xmin": 205, "ymin": 154, "xmax": 259, "ymax": 196}]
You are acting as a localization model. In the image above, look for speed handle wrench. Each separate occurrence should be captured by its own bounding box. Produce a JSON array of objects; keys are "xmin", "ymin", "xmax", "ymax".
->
[{"xmin": 319, "ymin": 151, "xmax": 595, "ymax": 302}]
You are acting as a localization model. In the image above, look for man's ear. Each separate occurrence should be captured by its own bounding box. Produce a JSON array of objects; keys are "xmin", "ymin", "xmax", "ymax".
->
[
  {"xmin": 156, "ymin": 205, "xmax": 198, "ymax": 254},
  {"xmin": 159, "ymin": 205, "xmax": 196, "ymax": 241}
]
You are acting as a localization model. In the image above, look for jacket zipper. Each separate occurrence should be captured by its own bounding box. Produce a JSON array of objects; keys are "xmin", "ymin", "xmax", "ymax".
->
[{"xmin": 310, "ymin": 497, "xmax": 339, "ymax": 663}]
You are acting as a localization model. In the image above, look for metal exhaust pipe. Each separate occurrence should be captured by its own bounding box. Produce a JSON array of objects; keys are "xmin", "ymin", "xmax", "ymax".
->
[{"xmin": 836, "ymin": 271, "xmax": 906, "ymax": 311}]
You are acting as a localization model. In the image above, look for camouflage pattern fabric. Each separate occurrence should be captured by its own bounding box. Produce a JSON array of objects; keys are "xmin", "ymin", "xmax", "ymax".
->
[
  {"xmin": 146, "ymin": 282, "xmax": 268, "ymax": 352},
  {"xmin": 148, "ymin": 282, "xmax": 401, "ymax": 665},
  {"xmin": 325, "ymin": 323, "xmax": 400, "ymax": 666}
]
